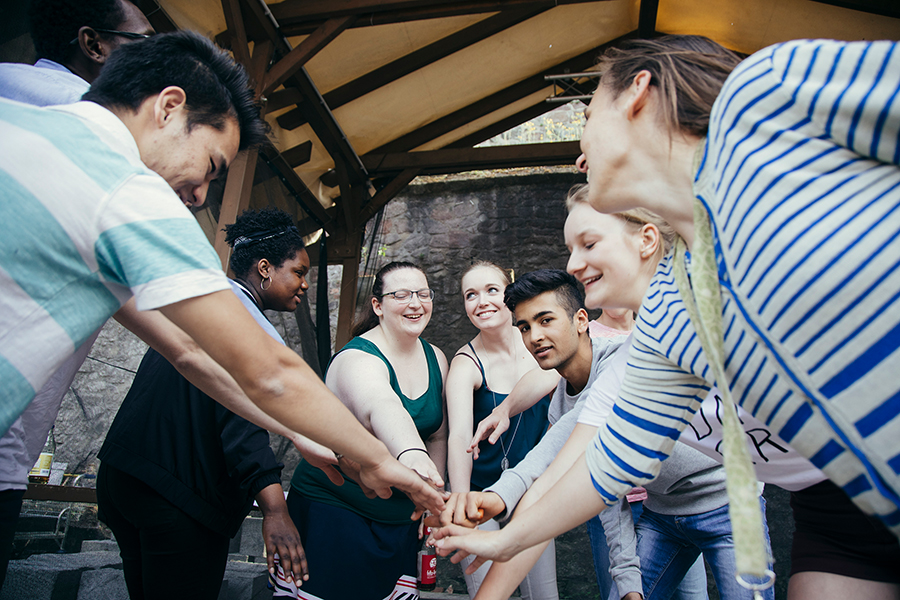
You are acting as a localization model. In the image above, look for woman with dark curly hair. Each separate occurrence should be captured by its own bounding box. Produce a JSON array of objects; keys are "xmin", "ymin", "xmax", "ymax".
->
[{"xmin": 97, "ymin": 208, "xmax": 321, "ymax": 600}]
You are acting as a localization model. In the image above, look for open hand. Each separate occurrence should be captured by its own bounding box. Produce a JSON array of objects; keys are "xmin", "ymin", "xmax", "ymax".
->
[{"xmin": 468, "ymin": 409, "xmax": 510, "ymax": 460}]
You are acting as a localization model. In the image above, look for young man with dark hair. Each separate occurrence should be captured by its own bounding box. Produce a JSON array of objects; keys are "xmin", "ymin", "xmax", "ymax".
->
[
  {"xmin": 0, "ymin": 27, "xmax": 445, "ymax": 566},
  {"xmin": 438, "ymin": 269, "xmax": 629, "ymax": 598}
]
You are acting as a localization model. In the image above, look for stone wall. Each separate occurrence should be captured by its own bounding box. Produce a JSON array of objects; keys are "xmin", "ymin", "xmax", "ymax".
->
[{"xmin": 372, "ymin": 171, "xmax": 586, "ymax": 358}]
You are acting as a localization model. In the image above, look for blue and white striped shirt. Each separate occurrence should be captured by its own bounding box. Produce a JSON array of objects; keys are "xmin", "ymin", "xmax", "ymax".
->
[
  {"xmin": 585, "ymin": 39, "xmax": 900, "ymax": 532},
  {"xmin": 0, "ymin": 99, "xmax": 229, "ymax": 434}
]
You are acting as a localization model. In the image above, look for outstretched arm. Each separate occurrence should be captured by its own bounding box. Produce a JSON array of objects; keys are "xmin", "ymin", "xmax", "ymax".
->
[
  {"xmin": 115, "ymin": 299, "xmax": 345, "ymax": 485},
  {"xmin": 468, "ymin": 368, "xmax": 559, "ymax": 458},
  {"xmin": 326, "ymin": 345, "xmax": 446, "ymax": 490},
  {"xmin": 158, "ymin": 291, "xmax": 445, "ymax": 515},
  {"xmin": 446, "ymin": 352, "xmax": 481, "ymax": 493},
  {"xmin": 434, "ymin": 451, "xmax": 606, "ymax": 565},
  {"xmin": 462, "ymin": 423, "xmax": 599, "ymax": 600}
]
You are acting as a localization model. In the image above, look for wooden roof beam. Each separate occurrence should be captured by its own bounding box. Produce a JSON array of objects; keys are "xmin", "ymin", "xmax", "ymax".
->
[
  {"xmin": 238, "ymin": 0, "xmax": 370, "ymax": 188},
  {"xmin": 358, "ymin": 168, "xmax": 423, "ymax": 225},
  {"xmin": 809, "ymin": 0, "xmax": 899, "ymax": 18},
  {"xmin": 277, "ymin": 7, "xmax": 548, "ymax": 131},
  {"xmin": 447, "ymin": 80, "xmax": 594, "ymax": 148},
  {"xmin": 638, "ymin": 0, "xmax": 659, "ymax": 39},
  {"xmin": 362, "ymin": 141, "xmax": 581, "ymax": 175},
  {"xmin": 261, "ymin": 16, "xmax": 356, "ymax": 97},
  {"xmin": 221, "ymin": 0, "xmax": 251, "ymax": 67},
  {"xmin": 368, "ymin": 32, "xmax": 634, "ymax": 155},
  {"xmin": 274, "ymin": 0, "xmax": 610, "ymax": 35},
  {"xmin": 131, "ymin": 0, "xmax": 179, "ymax": 33},
  {"xmin": 260, "ymin": 146, "xmax": 335, "ymax": 234}
]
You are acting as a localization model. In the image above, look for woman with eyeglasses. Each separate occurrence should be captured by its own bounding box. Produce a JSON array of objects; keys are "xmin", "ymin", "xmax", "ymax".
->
[
  {"xmin": 284, "ymin": 261, "xmax": 448, "ymax": 600},
  {"xmin": 446, "ymin": 261, "xmax": 557, "ymax": 599}
]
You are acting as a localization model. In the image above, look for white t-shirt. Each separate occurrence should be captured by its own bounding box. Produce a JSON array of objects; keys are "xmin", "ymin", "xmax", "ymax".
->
[{"xmin": 578, "ymin": 336, "xmax": 826, "ymax": 492}]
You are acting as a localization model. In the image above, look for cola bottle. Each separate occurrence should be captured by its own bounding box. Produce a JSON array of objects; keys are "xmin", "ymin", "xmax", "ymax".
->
[{"xmin": 417, "ymin": 526, "xmax": 437, "ymax": 591}]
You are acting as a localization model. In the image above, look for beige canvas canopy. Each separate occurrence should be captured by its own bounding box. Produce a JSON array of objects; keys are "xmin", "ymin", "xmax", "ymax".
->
[{"xmin": 69, "ymin": 0, "xmax": 900, "ymax": 341}]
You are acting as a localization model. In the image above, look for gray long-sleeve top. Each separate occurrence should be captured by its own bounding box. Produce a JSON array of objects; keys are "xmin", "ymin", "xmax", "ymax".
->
[{"xmin": 485, "ymin": 336, "xmax": 624, "ymax": 522}]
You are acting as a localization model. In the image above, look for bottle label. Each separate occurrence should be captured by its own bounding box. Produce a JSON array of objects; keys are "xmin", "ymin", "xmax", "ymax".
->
[
  {"xmin": 28, "ymin": 451, "xmax": 52, "ymax": 478},
  {"xmin": 418, "ymin": 552, "xmax": 436, "ymax": 585}
]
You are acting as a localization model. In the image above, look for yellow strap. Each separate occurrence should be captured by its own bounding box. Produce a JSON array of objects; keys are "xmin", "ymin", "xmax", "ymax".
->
[{"xmin": 672, "ymin": 199, "xmax": 771, "ymax": 583}]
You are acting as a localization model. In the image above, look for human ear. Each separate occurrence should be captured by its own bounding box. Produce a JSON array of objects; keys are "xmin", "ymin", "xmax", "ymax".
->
[
  {"xmin": 574, "ymin": 308, "xmax": 590, "ymax": 334},
  {"xmin": 371, "ymin": 296, "xmax": 384, "ymax": 317},
  {"xmin": 76, "ymin": 27, "xmax": 106, "ymax": 64},
  {"xmin": 639, "ymin": 223, "xmax": 661, "ymax": 259},
  {"xmin": 256, "ymin": 258, "xmax": 272, "ymax": 279},
  {"xmin": 153, "ymin": 86, "xmax": 188, "ymax": 128},
  {"xmin": 625, "ymin": 70, "xmax": 653, "ymax": 120}
]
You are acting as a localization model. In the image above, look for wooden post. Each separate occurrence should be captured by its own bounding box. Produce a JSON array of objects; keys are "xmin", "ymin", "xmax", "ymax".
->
[
  {"xmin": 213, "ymin": 148, "xmax": 258, "ymax": 272},
  {"xmin": 331, "ymin": 226, "xmax": 362, "ymax": 351}
]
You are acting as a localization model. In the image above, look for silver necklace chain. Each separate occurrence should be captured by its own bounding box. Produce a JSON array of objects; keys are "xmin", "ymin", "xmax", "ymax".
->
[{"xmin": 481, "ymin": 345, "xmax": 522, "ymax": 471}]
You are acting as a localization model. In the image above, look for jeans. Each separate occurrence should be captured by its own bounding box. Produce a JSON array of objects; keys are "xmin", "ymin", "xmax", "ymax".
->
[
  {"xmin": 637, "ymin": 498, "xmax": 773, "ymax": 600},
  {"xmin": 587, "ymin": 505, "xmax": 708, "ymax": 600},
  {"xmin": 97, "ymin": 464, "xmax": 231, "ymax": 600}
]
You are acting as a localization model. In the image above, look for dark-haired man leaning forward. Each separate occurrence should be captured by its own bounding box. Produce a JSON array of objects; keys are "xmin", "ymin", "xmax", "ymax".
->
[
  {"xmin": 0, "ymin": 28, "xmax": 446, "ymax": 589},
  {"xmin": 0, "ymin": 0, "xmax": 155, "ymax": 587}
]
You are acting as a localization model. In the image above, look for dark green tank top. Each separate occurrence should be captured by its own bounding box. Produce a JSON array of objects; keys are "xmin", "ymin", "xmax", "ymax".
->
[{"xmin": 290, "ymin": 336, "xmax": 444, "ymax": 524}]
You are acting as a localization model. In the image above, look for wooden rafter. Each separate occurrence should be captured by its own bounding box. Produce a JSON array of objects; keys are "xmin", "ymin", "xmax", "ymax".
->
[
  {"xmin": 131, "ymin": 0, "xmax": 179, "ymax": 33},
  {"xmin": 272, "ymin": 0, "xmax": 612, "ymax": 35},
  {"xmin": 235, "ymin": 0, "xmax": 370, "ymax": 189},
  {"xmin": 638, "ymin": 0, "xmax": 659, "ymax": 39},
  {"xmin": 446, "ymin": 81, "xmax": 592, "ymax": 149},
  {"xmin": 359, "ymin": 168, "xmax": 422, "ymax": 224},
  {"xmin": 362, "ymin": 141, "xmax": 581, "ymax": 175},
  {"xmin": 221, "ymin": 0, "xmax": 251, "ymax": 67},
  {"xmin": 368, "ymin": 33, "xmax": 633, "ymax": 155},
  {"xmin": 282, "ymin": 141, "xmax": 313, "ymax": 168},
  {"xmin": 809, "ymin": 0, "xmax": 899, "ymax": 18},
  {"xmin": 276, "ymin": 7, "xmax": 549, "ymax": 131},
  {"xmin": 260, "ymin": 146, "xmax": 335, "ymax": 234},
  {"xmin": 261, "ymin": 16, "xmax": 356, "ymax": 97}
]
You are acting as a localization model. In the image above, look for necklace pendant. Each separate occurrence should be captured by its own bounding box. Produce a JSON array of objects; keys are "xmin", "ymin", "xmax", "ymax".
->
[{"xmin": 501, "ymin": 457, "xmax": 509, "ymax": 471}]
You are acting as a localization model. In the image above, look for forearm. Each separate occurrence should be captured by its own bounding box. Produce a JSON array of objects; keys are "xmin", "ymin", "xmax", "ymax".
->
[
  {"xmin": 159, "ymin": 293, "xmax": 391, "ymax": 468},
  {"xmin": 447, "ymin": 434, "xmax": 473, "ymax": 493},
  {"xmin": 255, "ymin": 482, "xmax": 289, "ymax": 517},
  {"xmin": 426, "ymin": 433, "xmax": 448, "ymax": 487},
  {"xmin": 501, "ymin": 369, "xmax": 560, "ymax": 418},
  {"xmin": 114, "ymin": 300, "xmax": 302, "ymax": 441},
  {"xmin": 474, "ymin": 485, "xmax": 553, "ymax": 600},
  {"xmin": 476, "ymin": 541, "xmax": 551, "ymax": 600},
  {"xmin": 491, "ymin": 456, "xmax": 607, "ymax": 560}
]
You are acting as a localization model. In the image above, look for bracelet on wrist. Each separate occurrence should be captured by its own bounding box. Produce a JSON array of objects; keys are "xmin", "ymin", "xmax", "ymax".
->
[{"xmin": 397, "ymin": 447, "xmax": 430, "ymax": 461}]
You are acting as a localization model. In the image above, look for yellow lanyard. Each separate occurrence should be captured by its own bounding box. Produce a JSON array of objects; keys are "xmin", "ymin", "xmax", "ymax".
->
[{"xmin": 672, "ymin": 196, "xmax": 774, "ymax": 597}]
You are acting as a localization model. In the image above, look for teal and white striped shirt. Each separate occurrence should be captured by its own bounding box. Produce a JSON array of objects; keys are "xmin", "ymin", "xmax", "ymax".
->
[
  {"xmin": 0, "ymin": 99, "xmax": 228, "ymax": 433},
  {"xmin": 585, "ymin": 39, "xmax": 900, "ymax": 533}
]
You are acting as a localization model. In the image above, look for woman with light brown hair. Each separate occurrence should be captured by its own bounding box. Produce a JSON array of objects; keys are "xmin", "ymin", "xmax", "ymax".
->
[
  {"xmin": 434, "ymin": 34, "xmax": 900, "ymax": 599},
  {"xmin": 446, "ymin": 261, "xmax": 557, "ymax": 599}
]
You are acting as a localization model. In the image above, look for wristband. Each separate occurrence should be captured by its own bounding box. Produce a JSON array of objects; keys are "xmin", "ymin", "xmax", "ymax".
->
[{"xmin": 397, "ymin": 447, "xmax": 429, "ymax": 461}]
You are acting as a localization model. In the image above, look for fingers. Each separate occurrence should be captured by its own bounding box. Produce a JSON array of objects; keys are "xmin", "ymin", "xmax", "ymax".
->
[
  {"xmin": 426, "ymin": 467, "xmax": 444, "ymax": 489},
  {"xmin": 320, "ymin": 464, "xmax": 345, "ymax": 487},
  {"xmin": 463, "ymin": 555, "xmax": 488, "ymax": 574}
]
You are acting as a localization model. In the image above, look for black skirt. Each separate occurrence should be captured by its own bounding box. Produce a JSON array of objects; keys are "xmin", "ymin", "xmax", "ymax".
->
[{"xmin": 272, "ymin": 491, "xmax": 421, "ymax": 599}]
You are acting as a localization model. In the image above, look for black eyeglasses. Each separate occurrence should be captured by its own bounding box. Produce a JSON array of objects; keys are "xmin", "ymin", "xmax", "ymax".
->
[
  {"xmin": 69, "ymin": 29, "xmax": 153, "ymax": 45},
  {"xmin": 381, "ymin": 289, "xmax": 435, "ymax": 303}
]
